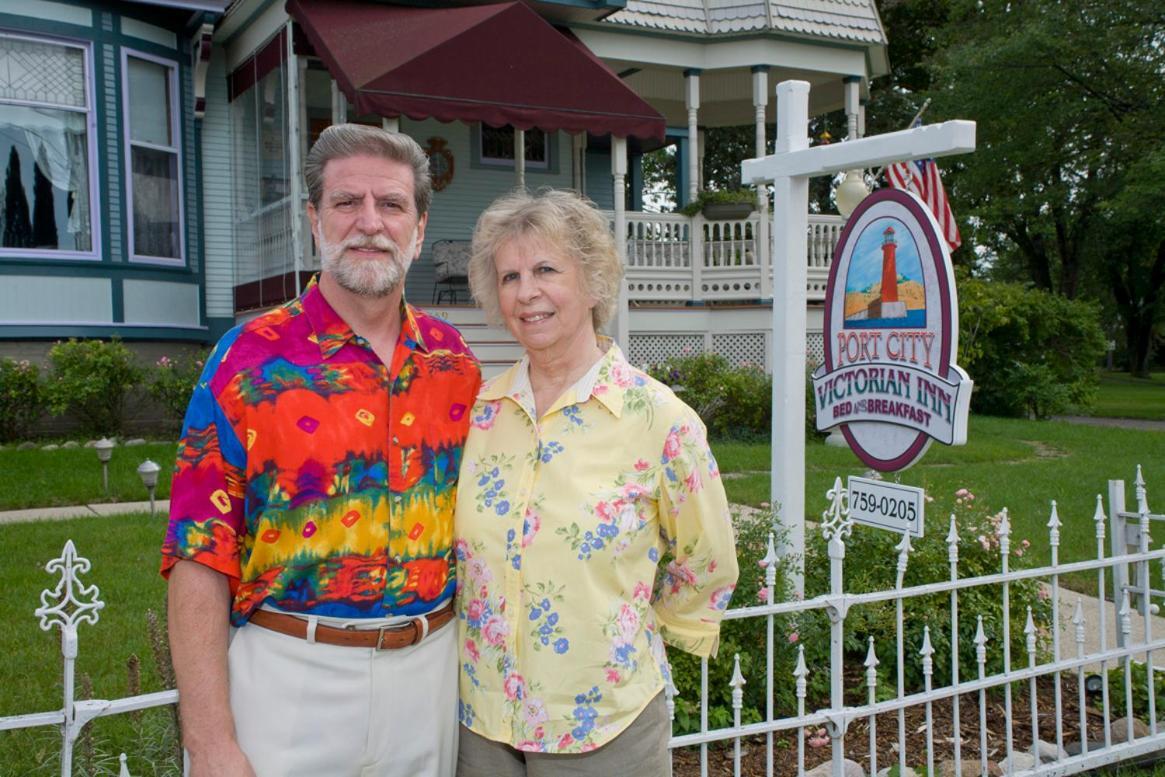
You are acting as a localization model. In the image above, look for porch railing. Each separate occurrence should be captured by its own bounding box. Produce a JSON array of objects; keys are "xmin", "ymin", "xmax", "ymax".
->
[
  {"xmin": 5, "ymin": 467, "xmax": 1161, "ymax": 776},
  {"xmin": 617, "ymin": 211, "xmax": 845, "ymax": 304}
]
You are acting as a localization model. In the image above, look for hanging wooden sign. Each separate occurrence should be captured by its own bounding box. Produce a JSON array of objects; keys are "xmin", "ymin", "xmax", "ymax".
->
[{"xmin": 811, "ymin": 188, "xmax": 972, "ymax": 472}]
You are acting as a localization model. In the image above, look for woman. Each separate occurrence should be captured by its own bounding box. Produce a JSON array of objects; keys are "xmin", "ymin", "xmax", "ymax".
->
[{"xmin": 454, "ymin": 189, "xmax": 739, "ymax": 776}]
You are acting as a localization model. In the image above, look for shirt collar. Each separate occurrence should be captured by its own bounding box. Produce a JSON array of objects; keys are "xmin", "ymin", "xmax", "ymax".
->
[
  {"xmin": 479, "ymin": 337, "xmax": 629, "ymax": 419},
  {"xmin": 301, "ymin": 275, "xmax": 429, "ymax": 359}
]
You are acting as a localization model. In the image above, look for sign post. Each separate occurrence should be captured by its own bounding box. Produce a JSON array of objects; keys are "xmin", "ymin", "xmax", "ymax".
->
[{"xmin": 741, "ymin": 81, "xmax": 975, "ymax": 591}]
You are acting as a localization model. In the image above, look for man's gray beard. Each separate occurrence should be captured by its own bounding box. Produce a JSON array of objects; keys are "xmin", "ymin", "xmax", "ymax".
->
[{"xmin": 319, "ymin": 231, "xmax": 416, "ymax": 298}]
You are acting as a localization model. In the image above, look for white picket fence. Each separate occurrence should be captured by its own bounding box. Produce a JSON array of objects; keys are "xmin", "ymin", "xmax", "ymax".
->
[{"xmin": 3, "ymin": 467, "xmax": 1164, "ymax": 776}]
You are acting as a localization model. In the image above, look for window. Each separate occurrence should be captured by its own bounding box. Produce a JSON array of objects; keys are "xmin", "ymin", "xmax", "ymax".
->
[
  {"xmin": 478, "ymin": 124, "xmax": 549, "ymax": 169},
  {"xmin": 123, "ymin": 50, "xmax": 183, "ymax": 263},
  {"xmin": 0, "ymin": 33, "xmax": 96, "ymax": 256}
]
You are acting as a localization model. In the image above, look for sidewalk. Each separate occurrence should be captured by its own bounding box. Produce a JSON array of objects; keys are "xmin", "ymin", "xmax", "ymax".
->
[{"xmin": 0, "ymin": 499, "xmax": 169, "ymax": 524}]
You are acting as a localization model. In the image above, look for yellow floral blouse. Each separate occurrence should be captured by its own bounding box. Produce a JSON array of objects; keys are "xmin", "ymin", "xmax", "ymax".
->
[{"xmin": 454, "ymin": 341, "xmax": 739, "ymax": 754}]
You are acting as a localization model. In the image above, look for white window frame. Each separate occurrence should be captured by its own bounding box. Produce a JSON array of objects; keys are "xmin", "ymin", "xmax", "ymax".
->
[
  {"xmin": 477, "ymin": 124, "xmax": 550, "ymax": 170},
  {"xmin": 0, "ymin": 31, "xmax": 101, "ymax": 261},
  {"xmin": 121, "ymin": 47, "xmax": 185, "ymax": 266}
]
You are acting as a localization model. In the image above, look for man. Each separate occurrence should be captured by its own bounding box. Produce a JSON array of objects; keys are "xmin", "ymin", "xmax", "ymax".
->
[{"xmin": 161, "ymin": 125, "xmax": 480, "ymax": 777}]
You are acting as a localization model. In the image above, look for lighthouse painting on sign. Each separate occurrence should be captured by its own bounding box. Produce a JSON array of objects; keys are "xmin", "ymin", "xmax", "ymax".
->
[{"xmin": 842, "ymin": 217, "xmax": 927, "ymax": 329}]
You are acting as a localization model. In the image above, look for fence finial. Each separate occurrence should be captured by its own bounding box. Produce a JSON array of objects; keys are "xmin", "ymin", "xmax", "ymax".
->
[
  {"xmin": 118, "ymin": 753, "xmax": 131, "ymax": 777},
  {"xmin": 763, "ymin": 531, "xmax": 779, "ymax": 588},
  {"xmin": 946, "ymin": 513, "xmax": 959, "ymax": 565},
  {"xmin": 1119, "ymin": 590, "xmax": 1132, "ymax": 641},
  {"xmin": 1047, "ymin": 500, "xmax": 1061, "ymax": 545},
  {"xmin": 1024, "ymin": 606, "xmax": 1037, "ymax": 656},
  {"xmin": 997, "ymin": 508, "xmax": 1011, "ymax": 558},
  {"xmin": 864, "ymin": 636, "xmax": 879, "ymax": 674},
  {"xmin": 894, "ymin": 531, "xmax": 913, "ymax": 587},
  {"xmin": 974, "ymin": 615, "xmax": 988, "ymax": 668},
  {"xmin": 1072, "ymin": 598, "xmax": 1086, "ymax": 648},
  {"xmin": 821, "ymin": 476, "xmax": 853, "ymax": 557},
  {"xmin": 1094, "ymin": 494, "xmax": 1106, "ymax": 543},
  {"xmin": 730, "ymin": 653, "xmax": 746, "ymax": 706},
  {"xmin": 35, "ymin": 540, "xmax": 104, "ymax": 655},
  {"xmin": 920, "ymin": 625, "xmax": 934, "ymax": 679},
  {"xmin": 1135, "ymin": 464, "xmax": 1150, "ymax": 515},
  {"xmin": 794, "ymin": 643, "xmax": 808, "ymax": 698}
]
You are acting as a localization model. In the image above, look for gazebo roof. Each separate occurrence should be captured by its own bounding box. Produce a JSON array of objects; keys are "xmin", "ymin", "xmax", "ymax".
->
[{"xmin": 603, "ymin": 0, "xmax": 886, "ymax": 44}]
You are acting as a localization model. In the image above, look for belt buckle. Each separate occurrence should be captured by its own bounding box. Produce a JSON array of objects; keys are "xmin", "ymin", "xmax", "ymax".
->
[{"xmin": 375, "ymin": 614, "xmax": 429, "ymax": 650}]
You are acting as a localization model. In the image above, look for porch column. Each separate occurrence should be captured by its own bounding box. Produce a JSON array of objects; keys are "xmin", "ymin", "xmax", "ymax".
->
[
  {"xmin": 515, "ymin": 128, "xmax": 526, "ymax": 190},
  {"xmin": 859, "ymin": 97, "xmax": 867, "ymax": 139},
  {"xmin": 330, "ymin": 79, "xmax": 347, "ymax": 124},
  {"xmin": 382, "ymin": 117, "xmax": 400, "ymax": 133},
  {"xmin": 286, "ymin": 22, "xmax": 305, "ymax": 297},
  {"xmin": 611, "ymin": 136, "xmax": 630, "ymax": 347},
  {"xmin": 684, "ymin": 69, "xmax": 700, "ymax": 203},
  {"xmin": 844, "ymin": 76, "xmax": 861, "ymax": 140},
  {"xmin": 753, "ymin": 66, "xmax": 772, "ymax": 300},
  {"xmin": 572, "ymin": 133, "xmax": 588, "ymax": 193}
]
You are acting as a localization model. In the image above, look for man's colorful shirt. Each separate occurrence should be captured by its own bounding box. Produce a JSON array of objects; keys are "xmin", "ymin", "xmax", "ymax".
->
[
  {"xmin": 161, "ymin": 281, "xmax": 481, "ymax": 625},
  {"xmin": 455, "ymin": 341, "xmax": 739, "ymax": 754}
]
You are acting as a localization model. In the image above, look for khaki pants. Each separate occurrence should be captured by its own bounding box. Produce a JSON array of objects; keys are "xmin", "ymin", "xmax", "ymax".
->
[
  {"xmin": 225, "ymin": 612, "xmax": 458, "ymax": 777},
  {"xmin": 456, "ymin": 692, "xmax": 671, "ymax": 777}
]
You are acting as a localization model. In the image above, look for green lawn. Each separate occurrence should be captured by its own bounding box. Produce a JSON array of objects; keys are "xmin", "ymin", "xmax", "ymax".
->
[
  {"xmin": 713, "ymin": 415, "xmax": 1165, "ymax": 587},
  {"xmin": 1084, "ymin": 371, "xmax": 1165, "ymax": 421},
  {"xmin": 0, "ymin": 513, "xmax": 176, "ymax": 775},
  {"xmin": 1, "ymin": 416, "xmax": 1163, "ymax": 772},
  {"xmin": 0, "ymin": 442, "xmax": 176, "ymax": 511}
]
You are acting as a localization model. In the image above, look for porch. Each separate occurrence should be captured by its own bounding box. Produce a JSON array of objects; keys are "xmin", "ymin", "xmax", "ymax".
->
[{"xmin": 236, "ymin": 207, "xmax": 843, "ymax": 376}]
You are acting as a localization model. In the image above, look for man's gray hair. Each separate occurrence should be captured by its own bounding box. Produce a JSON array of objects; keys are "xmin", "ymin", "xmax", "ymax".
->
[{"xmin": 304, "ymin": 124, "xmax": 432, "ymax": 215}]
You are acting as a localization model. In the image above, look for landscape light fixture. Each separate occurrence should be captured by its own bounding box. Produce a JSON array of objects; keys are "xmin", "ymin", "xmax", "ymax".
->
[
  {"xmin": 94, "ymin": 438, "xmax": 115, "ymax": 495},
  {"xmin": 137, "ymin": 459, "xmax": 161, "ymax": 517}
]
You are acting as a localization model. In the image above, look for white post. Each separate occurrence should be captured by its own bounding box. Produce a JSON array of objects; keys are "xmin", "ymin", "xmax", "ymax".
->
[
  {"xmin": 612, "ymin": 136, "xmax": 630, "ymax": 348},
  {"xmin": 741, "ymin": 80, "xmax": 974, "ymax": 585},
  {"xmin": 769, "ymin": 81, "xmax": 810, "ymax": 592},
  {"xmin": 752, "ymin": 67, "xmax": 771, "ymax": 300},
  {"xmin": 286, "ymin": 22, "xmax": 304, "ymax": 298},
  {"xmin": 685, "ymin": 69, "xmax": 700, "ymax": 203},
  {"xmin": 515, "ymin": 128, "xmax": 526, "ymax": 190},
  {"xmin": 330, "ymin": 79, "xmax": 347, "ymax": 124},
  {"xmin": 572, "ymin": 132, "xmax": 588, "ymax": 193},
  {"xmin": 382, "ymin": 116, "xmax": 400, "ymax": 133},
  {"xmin": 844, "ymin": 76, "xmax": 861, "ymax": 140}
]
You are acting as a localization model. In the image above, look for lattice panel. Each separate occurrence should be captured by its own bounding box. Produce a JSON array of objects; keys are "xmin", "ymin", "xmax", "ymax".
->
[
  {"xmin": 711, "ymin": 332, "xmax": 768, "ymax": 370},
  {"xmin": 626, "ymin": 334, "xmax": 706, "ymax": 369},
  {"xmin": 807, "ymin": 332, "xmax": 825, "ymax": 368},
  {"xmin": 0, "ymin": 36, "xmax": 87, "ymax": 108}
]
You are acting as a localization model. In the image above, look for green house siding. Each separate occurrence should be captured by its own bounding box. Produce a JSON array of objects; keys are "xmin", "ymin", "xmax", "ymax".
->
[{"xmin": 0, "ymin": 1, "xmax": 209, "ymax": 344}]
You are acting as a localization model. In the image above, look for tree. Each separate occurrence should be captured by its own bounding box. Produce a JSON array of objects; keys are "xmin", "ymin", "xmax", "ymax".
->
[
  {"xmin": 31, "ymin": 146, "xmax": 58, "ymax": 249},
  {"xmin": 3, "ymin": 147, "xmax": 32, "ymax": 248},
  {"xmin": 923, "ymin": 0, "xmax": 1165, "ymax": 373}
]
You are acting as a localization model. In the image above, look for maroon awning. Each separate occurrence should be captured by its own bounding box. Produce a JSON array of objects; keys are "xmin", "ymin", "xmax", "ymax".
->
[{"xmin": 285, "ymin": 0, "xmax": 665, "ymax": 140}]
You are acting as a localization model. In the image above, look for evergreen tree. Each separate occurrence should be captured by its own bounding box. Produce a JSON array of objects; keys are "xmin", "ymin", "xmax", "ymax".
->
[
  {"xmin": 3, "ymin": 147, "xmax": 32, "ymax": 248},
  {"xmin": 31, "ymin": 146, "xmax": 58, "ymax": 249}
]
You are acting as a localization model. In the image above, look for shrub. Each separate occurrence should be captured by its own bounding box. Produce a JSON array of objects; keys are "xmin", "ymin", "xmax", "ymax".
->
[
  {"xmin": 648, "ymin": 353, "xmax": 772, "ymax": 440},
  {"xmin": 148, "ymin": 353, "xmax": 206, "ymax": 433},
  {"xmin": 0, "ymin": 358, "xmax": 45, "ymax": 442},
  {"xmin": 45, "ymin": 338, "xmax": 145, "ymax": 437},
  {"xmin": 958, "ymin": 278, "xmax": 1106, "ymax": 418},
  {"xmin": 804, "ymin": 486, "xmax": 1053, "ymax": 691},
  {"xmin": 668, "ymin": 510, "xmax": 809, "ymax": 733}
]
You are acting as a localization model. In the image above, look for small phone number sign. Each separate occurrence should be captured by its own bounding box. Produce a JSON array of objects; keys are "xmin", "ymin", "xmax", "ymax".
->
[{"xmin": 847, "ymin": 477, "xmax": 925, "ymax": 538}]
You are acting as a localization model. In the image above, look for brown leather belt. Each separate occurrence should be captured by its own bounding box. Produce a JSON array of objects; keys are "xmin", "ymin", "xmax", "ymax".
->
[{"xmin": 248, "ymin": 601, "xmax": 455, "ymax": 650}]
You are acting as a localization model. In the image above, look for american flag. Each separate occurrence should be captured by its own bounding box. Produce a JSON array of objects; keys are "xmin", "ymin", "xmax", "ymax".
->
[{"xmin": 886, "ymin": 125, "xmax": 962, "ymax": 251}]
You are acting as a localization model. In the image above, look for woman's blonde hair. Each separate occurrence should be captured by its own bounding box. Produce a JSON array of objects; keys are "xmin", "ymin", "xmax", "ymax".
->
[{"xmin": 469, "ymin": 188, "xmax": 622, "ymax": 331}]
